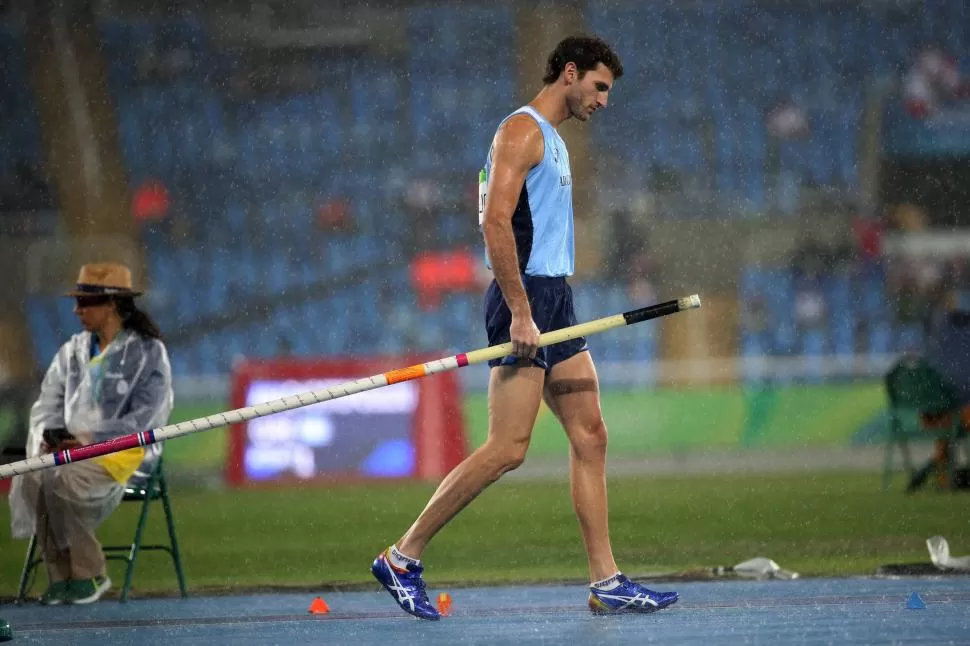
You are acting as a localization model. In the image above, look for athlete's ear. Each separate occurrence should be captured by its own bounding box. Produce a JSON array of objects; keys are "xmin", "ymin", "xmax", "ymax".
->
[{"xmin": 563, "ymin": 62, "xmax": 578, "ymax": 85}]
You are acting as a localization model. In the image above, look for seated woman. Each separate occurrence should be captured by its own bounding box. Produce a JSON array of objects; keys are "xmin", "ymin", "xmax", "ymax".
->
[{"xmin": 8, "ymin": 263, "xmax": 173, "ymax": 604}]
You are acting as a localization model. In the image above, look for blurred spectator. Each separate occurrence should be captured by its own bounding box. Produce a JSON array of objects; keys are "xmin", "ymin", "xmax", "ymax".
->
[
  {"xmin": 891, "ymin": 203, "xmax": 929, "ymax": 231},
  {"xmin": 902, "ymin": 46, "xmax": 970, "ymax": 119},
  {"xmin": 131, "ymin": 179, "xmax": 170, "ymax": 223},
  {"xmin": 602, "ymin": 201, "xmax": 659, "ymax": 305},
  {"xmin": 402, "ymin": 177, "xmax": 439, "ymax": 250},
  {"xmin": 604, "ymin": 206, "xmax": 643, "ymax": 281},
  {"xmin": 410, "ymin": 248, "xmax": 489, "ymax": 310},
  {"xmin": 851, "ymin": 213, "xmax": 884, "ymax": 264},
  {"xmin": 766, "ymin": 98, "xmax": 811, "ymax": 140},
  {"xmin": 791, "ymin": 238, "xmax": 829, "ymax": 331},
  {"xmin": 626, "ymin": 254, "xmax": 658, "ymax": 307},
  {"xmin": 885, "ymin": 204, "xmax": 950, "ymax": 325},
  {"xmin": 399, "ymin": 174, "xmax": 479, "ymax": 257},
  {"xmin": 315, "ymin": 196, "xmax": 353, "ymax": 233}
]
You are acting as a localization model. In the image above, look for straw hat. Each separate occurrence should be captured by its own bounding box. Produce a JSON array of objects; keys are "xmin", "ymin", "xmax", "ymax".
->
[{"xmin": 63, "ymin": 262, "xmax": 143, "ymax": 297}]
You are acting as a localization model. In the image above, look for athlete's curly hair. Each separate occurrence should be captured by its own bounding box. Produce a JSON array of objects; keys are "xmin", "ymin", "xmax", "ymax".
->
[{"xmin": 542, "ymin": 35, "xmax": 624, "ymax": 85}]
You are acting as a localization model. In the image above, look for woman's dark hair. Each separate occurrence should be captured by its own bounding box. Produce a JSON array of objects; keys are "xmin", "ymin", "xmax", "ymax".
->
[
  {"xmin": 542, "ymin": 35, "xmax": 624, "ymax": 85},
  {"xmin": 115, "ymin": 296, "xmax": 162, "ymax": 340}
]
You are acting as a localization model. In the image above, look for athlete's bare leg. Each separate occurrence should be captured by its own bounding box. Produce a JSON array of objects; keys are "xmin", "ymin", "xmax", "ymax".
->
[
  {"xmin": 543, "ymin": 351, "xmax": 619, "ymax": 582},
  {"xmin": 396, "ymin": 362, "xmax": 545, "ymax": 559}
]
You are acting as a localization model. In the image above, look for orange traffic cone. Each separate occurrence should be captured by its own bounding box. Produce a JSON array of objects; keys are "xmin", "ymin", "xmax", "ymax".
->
[
  {"xmin": 308, "ymin": 596, "xmax": 330, "ymax": 614},
  {"xmin": 436, "ymin": 592, "xmax": 452, "ymax": 616}
]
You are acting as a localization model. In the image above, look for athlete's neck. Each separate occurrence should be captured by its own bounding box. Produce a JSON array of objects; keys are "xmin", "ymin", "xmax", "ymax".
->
[{"xmin": 528, "ymin": 86, "xmax": 571, "ymax": 127}]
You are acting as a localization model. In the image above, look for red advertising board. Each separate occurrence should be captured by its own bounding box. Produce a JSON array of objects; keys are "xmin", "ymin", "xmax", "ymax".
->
[{"xmin": 227, "ymin": 356, "xmax": 467, "ymax": 487}]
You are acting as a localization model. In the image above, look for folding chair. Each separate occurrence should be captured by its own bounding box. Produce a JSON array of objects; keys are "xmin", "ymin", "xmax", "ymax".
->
[
  {"xmin": 16, "ymin": 454, "xmax": 188, "ymax": 603},
  {"xmin": 883, "ymin": 356, "xmax": 968, "ymax": 492}
]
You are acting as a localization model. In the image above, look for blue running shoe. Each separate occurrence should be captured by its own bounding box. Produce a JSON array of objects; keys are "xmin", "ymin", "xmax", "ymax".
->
[
  {"xmin": 371, "ymin": 549, "xmax": 440, "ymax": 620},
  {"xmin": 587, "ymin": 574, "xmax": 679, "ymax": 614}
]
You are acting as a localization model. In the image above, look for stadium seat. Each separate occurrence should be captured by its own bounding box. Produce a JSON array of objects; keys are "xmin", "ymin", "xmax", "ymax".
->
[{"xmin": 26, "ymin": 4, "xmax": 954, "ymax": 378}]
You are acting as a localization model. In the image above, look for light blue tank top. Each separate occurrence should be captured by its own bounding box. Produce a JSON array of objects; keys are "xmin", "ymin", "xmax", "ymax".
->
[{"xmin": 479, "ymin": 106, "xmax": 574, "ymax": 277}]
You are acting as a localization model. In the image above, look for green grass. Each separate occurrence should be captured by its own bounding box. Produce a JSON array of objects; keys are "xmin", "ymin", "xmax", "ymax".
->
[{"xmin": 4, "ymin": 471, "xmax": 968, "ymax": 598}]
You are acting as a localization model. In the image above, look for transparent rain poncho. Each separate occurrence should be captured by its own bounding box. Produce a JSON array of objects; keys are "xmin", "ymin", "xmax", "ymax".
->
[{"xmin": 9, "ymin": 329, "xmax": 174, "ymax": 539}]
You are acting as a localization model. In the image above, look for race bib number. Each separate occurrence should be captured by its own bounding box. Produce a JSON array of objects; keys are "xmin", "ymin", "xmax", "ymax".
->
[{"xmin": 478, "ymin": 167, "xmax": 487, "ymax": 226}]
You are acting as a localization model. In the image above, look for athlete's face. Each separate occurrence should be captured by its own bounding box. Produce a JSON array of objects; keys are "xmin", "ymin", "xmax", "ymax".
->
[{"xmin": 565, "ymin": 62, "xmax": 614, "ymax": 121}]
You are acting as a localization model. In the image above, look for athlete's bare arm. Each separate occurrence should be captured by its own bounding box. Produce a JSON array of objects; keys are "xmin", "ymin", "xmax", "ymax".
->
[{"xmin": 481, "ymin": 115, "xmax": 544, "ymax": 359}]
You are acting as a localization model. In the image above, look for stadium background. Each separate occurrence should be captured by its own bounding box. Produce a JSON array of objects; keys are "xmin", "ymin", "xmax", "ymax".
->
[{"xmin": 1, "ymin": 0, "xmax": 970, "ymax": 595}]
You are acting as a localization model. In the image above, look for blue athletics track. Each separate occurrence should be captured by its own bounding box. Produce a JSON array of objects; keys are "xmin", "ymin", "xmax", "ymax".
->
[{"xmin": 2, "ymin": 577, "xmax": 969, "ymax": 645}]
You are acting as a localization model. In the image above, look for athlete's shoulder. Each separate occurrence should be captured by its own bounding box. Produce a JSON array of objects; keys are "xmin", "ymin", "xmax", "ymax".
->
[
  {"xmin": 496, "ymin": 111, "xmax": 542, "ymax": 137},
  {"xmin": 492, "ymin": 113, "xmax": 544, "ymax": 167}
]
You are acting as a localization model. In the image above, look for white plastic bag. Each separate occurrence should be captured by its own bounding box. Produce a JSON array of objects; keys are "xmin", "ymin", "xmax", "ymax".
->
[
  {"xmin": 927, "ymin": 536, "xmax": 970, "ymax": 570},
  {"xmin": 731, "ymin": 557, "xmax": 800, "ymax": 580}
]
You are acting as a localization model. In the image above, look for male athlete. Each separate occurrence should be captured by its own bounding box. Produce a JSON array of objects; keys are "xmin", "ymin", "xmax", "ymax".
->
[{"xmin": 372, "ymin": 35, "xmax": 679, "ymax": 620}]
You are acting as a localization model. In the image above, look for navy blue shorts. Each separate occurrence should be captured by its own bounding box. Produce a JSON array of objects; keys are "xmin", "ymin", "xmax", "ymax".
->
[{"xmin": 484, "ymin": 275, "xmax": 589, "ymax": 372}]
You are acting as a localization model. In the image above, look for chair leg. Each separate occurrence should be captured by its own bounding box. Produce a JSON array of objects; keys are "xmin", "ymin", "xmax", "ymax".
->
[
  {"xmin": 947, "ymin": 420, "xmax": 959, "ymax": 491},
  {"xmin": 900, "ymin": 437, "xmax": 915, "ymax": 478},
  {"xmin": 948, "ymin": 440, "xmax": 958, "ymax": 491},
  {"xmin": 159, "ymin": 470, "xmax": 188, "ymax": 598},
  {"xmin": 883, "ymin": 433, "xmax": 894, "ymax": 492},
  {"xmin": 120, "ymin": 473, "xmax": 157, "ymax": 603},
  {"xmin": 885, "ymin": 415, "xmax": 906, "ymax": 492},
  {"xmin": 16, "ymin": 535, "xmax": 39, "ymax": 604}
]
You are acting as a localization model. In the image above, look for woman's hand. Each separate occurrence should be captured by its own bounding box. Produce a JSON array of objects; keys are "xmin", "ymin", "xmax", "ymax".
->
[
  {"xmin": 55, "ymin": 439, "xmax": 83, "ymax": 452},
  {"xmin": 42, "ymin": 438, "xmax": 82, "ymax": 453}
]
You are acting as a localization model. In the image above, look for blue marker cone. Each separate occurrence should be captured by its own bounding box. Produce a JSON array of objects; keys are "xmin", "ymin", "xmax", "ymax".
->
[{"xmin": 906, "ymin": 592, "xmax": 926, "ymax": 610}]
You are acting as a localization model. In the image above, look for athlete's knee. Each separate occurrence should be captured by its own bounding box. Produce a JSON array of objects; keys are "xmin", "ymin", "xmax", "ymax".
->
[
  {"xmin": 495, "ymin": 440, "xmax": 529, "ymax": 473},
  {"xmin": 499, "ymin": 446, "xmax": 528, "ymax": 473},
  {"xmin": 568, "ymin": 418, "xmax": 608, "ymax": 462},
  {"xmin": 483, "ymin": 437, "xmax": 529, "ymax": 475}
]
